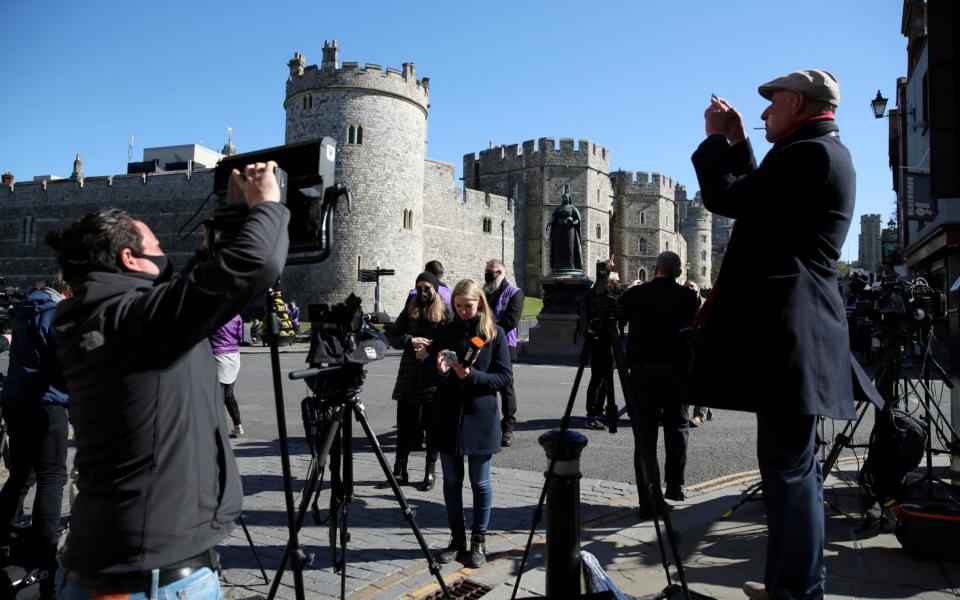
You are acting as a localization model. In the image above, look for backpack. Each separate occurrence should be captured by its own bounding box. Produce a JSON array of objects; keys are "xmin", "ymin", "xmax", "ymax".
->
[{"xmin": 858, "ymin": 408, "xmax": 926, "ymax": 502}]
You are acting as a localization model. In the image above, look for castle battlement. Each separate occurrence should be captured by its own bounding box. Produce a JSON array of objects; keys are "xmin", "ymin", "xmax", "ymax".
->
[
  {"xmin": 462, "ymin": 187, "xmax": 513, "ymax": 213},
  {"xmin": 285, "ymin": 42, "xmax": 429, "ymax": 112},
  {"xmin": 4, "ymin": 169, "xmax": 210, "ymax": 198},
  {"xmin": 611, "ymin": 170, "xmax": 677, "ymax": 198},
  {"xmin": 463, "ymin": 136, "xmax": 610, "ymax": 177}
]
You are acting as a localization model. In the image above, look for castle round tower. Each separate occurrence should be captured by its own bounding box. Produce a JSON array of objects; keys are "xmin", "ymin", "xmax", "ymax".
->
[
  {"xmin": 282, "ymin": 40, "xmax": 430, "ymax": 316},
  {"xmin": 680, "ymin": 190, "xmax": 713, "ymax": 289}
]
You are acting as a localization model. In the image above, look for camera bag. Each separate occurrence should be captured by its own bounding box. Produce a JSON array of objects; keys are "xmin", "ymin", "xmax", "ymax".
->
[{"xmin": 892, "ymin": 499, "xmax": 960, "ymax": 560}]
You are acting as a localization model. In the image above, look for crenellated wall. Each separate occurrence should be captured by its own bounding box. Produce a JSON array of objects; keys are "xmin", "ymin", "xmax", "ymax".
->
[
  {"xmin": 422, "ymin": 159, "xmax": 515, "ymax": 287},
  {"xmin": 1, "ymin": 171, "xmax": 212, "ymax": 289}
]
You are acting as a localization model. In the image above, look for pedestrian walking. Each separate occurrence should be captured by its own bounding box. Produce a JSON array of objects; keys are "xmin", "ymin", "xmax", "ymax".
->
[{"xmin": 210, "ymin": 314, "xmax": 245, "ymax": 437}]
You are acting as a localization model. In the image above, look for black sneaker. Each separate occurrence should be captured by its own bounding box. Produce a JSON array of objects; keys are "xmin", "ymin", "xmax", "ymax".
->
[
  {"xmin": 585, "ymin": 418, "xmax": 606, "ymax": 430},
  {"xmin": 501, "ymin": 431, "xmax": 513, "ymax": 447}
]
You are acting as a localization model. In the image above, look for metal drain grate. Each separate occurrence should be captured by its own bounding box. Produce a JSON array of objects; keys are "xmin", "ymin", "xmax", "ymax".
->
[{"xmin": 416, "ymin": 577, "xmax": 492, "ymax": 600}]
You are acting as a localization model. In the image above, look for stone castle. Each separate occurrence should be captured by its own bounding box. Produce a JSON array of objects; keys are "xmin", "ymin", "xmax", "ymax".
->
[{"xmin": 1, "ymin": 41, "xmax": 711, "ymax": 316}]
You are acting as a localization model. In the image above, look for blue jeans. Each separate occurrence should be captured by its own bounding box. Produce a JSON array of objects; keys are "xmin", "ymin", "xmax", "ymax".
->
[
  {"xmin": 439, "ymin": 452, "xmax": 492, "ymax": 533},
  {"xmin": 56, "ymin": 566, "xmax": 223, "ymax": 600},
  {"xmin": 757, "ymin": 413, "xmax": 825, "ymax": 600}
]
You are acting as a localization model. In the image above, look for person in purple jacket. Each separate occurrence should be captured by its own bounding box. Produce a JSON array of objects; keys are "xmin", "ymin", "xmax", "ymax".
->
[{"xmin": 210, "ymin": 314, "xmax": 244, "ymax": 437}]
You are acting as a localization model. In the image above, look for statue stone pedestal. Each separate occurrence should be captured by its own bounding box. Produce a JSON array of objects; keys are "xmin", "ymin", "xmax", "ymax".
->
[{"xmin": 523, "ymin": 272, "xmax": 592, "ymax": 358}]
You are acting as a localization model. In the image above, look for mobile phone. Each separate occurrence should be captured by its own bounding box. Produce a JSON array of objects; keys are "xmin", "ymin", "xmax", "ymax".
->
[{"xmin": 442, "ymin": 350, "xmax": 459, "ymax": 369}]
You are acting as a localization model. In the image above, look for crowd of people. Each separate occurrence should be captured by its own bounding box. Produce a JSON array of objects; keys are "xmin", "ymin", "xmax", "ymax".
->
[{"xmin": 0, "ymin": 67, "xmax": 870, "ymax": 600}]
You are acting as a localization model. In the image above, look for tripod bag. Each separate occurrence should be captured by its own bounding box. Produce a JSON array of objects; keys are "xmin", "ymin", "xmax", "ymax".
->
[
  {"xmin": 891, "ymin": 499, "xmax": 960, "ymax": 560},
  {"xmin": 858, "ymin": 408, "xmax": 926, "ymax": 502}
]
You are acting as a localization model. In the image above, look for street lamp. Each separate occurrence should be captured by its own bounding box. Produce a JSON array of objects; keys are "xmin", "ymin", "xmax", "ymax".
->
[{"xmin": 871, "ymin": 90, "xmax": 889, "ymax": 119}]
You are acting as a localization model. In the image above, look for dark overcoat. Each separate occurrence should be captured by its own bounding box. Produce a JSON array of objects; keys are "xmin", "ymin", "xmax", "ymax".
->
[
  {"xmin": 429, "ymin": 317, "xmax": 512, "ymax": 455},
  {"xmin": 691, "ymin": 119, "xmax": 874, "ymax": 419},
  {"xmin": 388, "ymin": 304, "xmax": 452, "ymax": 403}
]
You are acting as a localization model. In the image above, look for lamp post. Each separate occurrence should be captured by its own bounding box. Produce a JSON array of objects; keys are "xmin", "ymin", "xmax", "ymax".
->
[{"xmin": 871, "ymin": 90, "xmax": 889, "ymax": 119}]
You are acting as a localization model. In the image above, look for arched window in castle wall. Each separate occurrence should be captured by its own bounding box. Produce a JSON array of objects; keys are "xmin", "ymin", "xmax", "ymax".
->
[
  {"xmin": 701, "ymin": 234, "xmax": 707, "ymax": 243},
  {"xmin": 347, "ymin": 125, "xmax": 355, "ymax": 144},
  {"xmin": 701, "ymin": 250, "xmax": 707, "ymax": 260},
  {"xmin": 639, "ymin": 238, "xmax": 647, "ymax": 253},
  {"xmin": 638, "ymin": 268, "xmax": 647, "ymax": 282},
  {"xmin": 666, "ymin": 241, "xmax": 670, "ymax": 251},
  {"xmin": 640, "ymin": 212, "xmax": 645, "ymax": 225},
  {"xmin": 356, "ymin": 125, "xmax": 363, "ymax": 144},
  {"xmin": 702, "ymin": 266, "xmax": 707, "ymax": 277},
  {"xmin": 596, "ymin": 224, "xmax": 602, "ymax": 240}
]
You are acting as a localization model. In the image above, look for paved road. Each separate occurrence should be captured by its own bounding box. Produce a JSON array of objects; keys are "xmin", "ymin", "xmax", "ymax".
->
[
  {"xmin": 0, "ymin": 346, "xmax": 917, "ymax": 486},
  {"xmin": 211, "ymin": 347, "xmax": 894, "ymax": 487}
]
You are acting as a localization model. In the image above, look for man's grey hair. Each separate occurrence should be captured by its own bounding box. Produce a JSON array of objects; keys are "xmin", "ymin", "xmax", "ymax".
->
[
  {"xmin": 655, "ymin": 251, "xmax": 682, "ymax": 278},
  {"xmin": 802, "ymin": 96, "xmax": 837, "ymax": 115},
  {"xmin": 486, "ymin": 259, "xmax": 506, "ymax": 271}
]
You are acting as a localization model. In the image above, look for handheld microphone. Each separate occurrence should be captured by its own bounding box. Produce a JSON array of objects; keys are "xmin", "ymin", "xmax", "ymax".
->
[{"xmin": 460, "ymin": 336, "xmax": 486, "ymax": 368}]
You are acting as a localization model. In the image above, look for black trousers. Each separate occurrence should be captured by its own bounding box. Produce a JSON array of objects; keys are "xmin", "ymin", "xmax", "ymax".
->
[
  {"xmin": 627, "ymin": 365, "xmax": 689, "ymax": 490},
  {"xmin": 0, "ymin": 403, "xmax": 69, "ymax": 557},
  {"xmin": 757, "ymin": 412, "xmax": 825, "ymax": 600},
  {"xmin": 499, "ymin": 348, "xmax": 517, "ymax": 433},
  {"xmin": 586, "ymin": 347, "xmax": 612, "ymax": 418},
  {"xmin": 222, "ymin": 382, "xmax": 242, "ymax": 427}
]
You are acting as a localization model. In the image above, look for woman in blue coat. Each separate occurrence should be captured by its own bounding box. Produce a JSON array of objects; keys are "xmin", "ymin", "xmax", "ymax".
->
[{"xmin": 430, "ymin": 279, "xmax": 513, "ymax": 568}]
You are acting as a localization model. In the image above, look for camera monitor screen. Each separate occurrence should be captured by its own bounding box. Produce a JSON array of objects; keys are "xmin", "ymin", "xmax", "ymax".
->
[{"xmin": 211, "ymin": 138, "xmax": 337, "ymax": 265}]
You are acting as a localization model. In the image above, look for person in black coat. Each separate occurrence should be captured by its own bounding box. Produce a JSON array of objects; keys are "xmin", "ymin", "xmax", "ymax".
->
[
  {"xmin": 691, "ymin": 70, "xmax": 880, "ymax": 600},
  {"xmin": 622, "ymin": 252, "xmax": 700, "ymax": 515},
  {"xmin": 387, "ymin": 271, "xmax": 452, "ymax": 491},
  {"xmin": 48, "ymin": 160, "xmax": 287, "ymax": 599},
  {"xmin": 429, "ymin": 279, "xmax": 512, "ymax": 569}
]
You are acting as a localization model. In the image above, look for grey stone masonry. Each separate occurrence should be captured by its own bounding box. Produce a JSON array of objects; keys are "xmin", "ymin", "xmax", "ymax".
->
[
  {"xmin": 611, "ymin": 170, "xmax": 689, "ymax": 284},
  {"xmin": 283, "ymin": 43, "xmax": 429, "ymax": 315},
  {"xmin": 1, "ymin": 171, "xmax": 211, "ymax": 291},
  {"xmin": 422, "ymin": 159, "xmax": 515, "ymax": 287}
]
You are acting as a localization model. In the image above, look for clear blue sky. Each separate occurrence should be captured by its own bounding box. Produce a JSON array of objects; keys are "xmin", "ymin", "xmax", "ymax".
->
[{"xmin": 1, "ymin": 0, "xmax": 906, "ymax": 262}]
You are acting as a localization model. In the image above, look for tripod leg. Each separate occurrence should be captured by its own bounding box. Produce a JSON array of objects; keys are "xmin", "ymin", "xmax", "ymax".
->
[
  {"xmin": 821, "ymin": 401, "xmax": 870, "ymax": 477},
  {"xmin": 720, "ymin": 481, "xmax": 764, "ymax": 519},
  {"xmin": 510, "ymin": 329, "xmax": 594, "ymax": 600},
  {"xmin": 267, "ymin": 405, "xmax": 346, "ymax": 600},
  {"xmin": 350, "ymin": 399, "xmax": 452, "ymax": 600},
  {"xmin": 238, "ymin": 514, "xmax": 269, "ymax": 584},
  {"xmin": 606, "ymin": 319, "xmax": 692, "ymax": 597}
]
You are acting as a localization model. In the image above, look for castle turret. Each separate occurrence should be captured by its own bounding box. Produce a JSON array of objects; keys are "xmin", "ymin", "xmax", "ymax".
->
[
  {"xmin": 282, "ymin": 43, "xmax": 430, "ymax": 315},
  {"xmin": 321, "ymin": 40, "xmax": 339, "ymax": 71},
  {"xmin": 2, "ymin": 172, "xmax": 13, "ymax": 186},
  {"xmin": 71, "ymin": 154, "xmax": 83, "ymax": 181},
  {"xmin": 680, "ymin": 191, "xmax": 713, "ymax": 288}
]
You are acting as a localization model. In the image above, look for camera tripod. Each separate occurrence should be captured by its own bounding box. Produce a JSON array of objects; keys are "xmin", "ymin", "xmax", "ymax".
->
[
  {"xmin": 511, "ymin": 298, "xmax": 709, "ymax": 600},
  {"xmin": 267, "ymin": 364, "xmax": 450, "ymax": 600}
]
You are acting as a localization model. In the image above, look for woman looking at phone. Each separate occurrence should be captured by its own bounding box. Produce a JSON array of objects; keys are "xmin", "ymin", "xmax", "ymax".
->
[
  {"xmin": 387, "ymin": 272, "xmax": 452, "ymax": 491},
  {"xmin": 430, "ymin": 279, "xmax": 513, "ymax": 568}
]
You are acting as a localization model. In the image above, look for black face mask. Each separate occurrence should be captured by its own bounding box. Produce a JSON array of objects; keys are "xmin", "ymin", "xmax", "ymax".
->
[
  {"xmin": 125, "ymin": 251, "xmax": 174, "ymax": 284},
  {"xmin": 484, "ymin": 272, "xmax": 497, "ymax": 284},
  {"xmin": 417, "ymin": 289, "xmax": 434, "ymax": 306}
]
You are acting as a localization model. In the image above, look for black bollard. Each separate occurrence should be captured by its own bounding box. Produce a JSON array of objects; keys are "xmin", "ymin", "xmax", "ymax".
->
[{"xmin": 538, "ymin": 428, "xmax": 589, "ymax": 597}]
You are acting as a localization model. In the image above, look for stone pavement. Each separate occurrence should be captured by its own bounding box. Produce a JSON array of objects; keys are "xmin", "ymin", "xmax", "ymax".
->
[{"xmin": 220, "ymin": 439, "xmax": 959, "ymax": 600}]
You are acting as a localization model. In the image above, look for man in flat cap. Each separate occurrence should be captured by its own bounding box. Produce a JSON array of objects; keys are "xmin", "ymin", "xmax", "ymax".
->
[{"xmin": 691, "ymin": 70, "xmax": 879, "ymax": 599}]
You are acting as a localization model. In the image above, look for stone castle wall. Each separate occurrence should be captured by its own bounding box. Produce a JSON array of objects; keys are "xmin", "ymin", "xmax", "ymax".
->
[
  {"xmin": 422, "ymin": 159, "xmax": 515, "ymax": 288},
  {"xmin": 1, "ymin": 172, "xmax": 211, "ymax": 290},
  {"xmin": 283, "ymin": 48, "xmax": 429, "ymax": 316}
]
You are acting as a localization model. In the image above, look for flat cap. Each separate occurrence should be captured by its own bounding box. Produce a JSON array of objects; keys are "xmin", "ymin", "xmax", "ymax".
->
[{"xmin": 758, "ymin": 69, "xmax": 840, "ymax": 106}]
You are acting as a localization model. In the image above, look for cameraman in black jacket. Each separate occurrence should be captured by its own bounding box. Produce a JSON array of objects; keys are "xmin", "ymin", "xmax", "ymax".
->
[{"xmin": 48, "ymin": 162, "xmax": 288, "ymax": 599}]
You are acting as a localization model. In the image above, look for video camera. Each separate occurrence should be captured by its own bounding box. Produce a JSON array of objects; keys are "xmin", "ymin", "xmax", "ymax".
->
[
  {"xmin": 210, "ymin": 137, "xmax": 350, "ymax": 266},
  {"xmin": 305, "ymin": 294, "xmax": 387, "ymax": 368}
]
